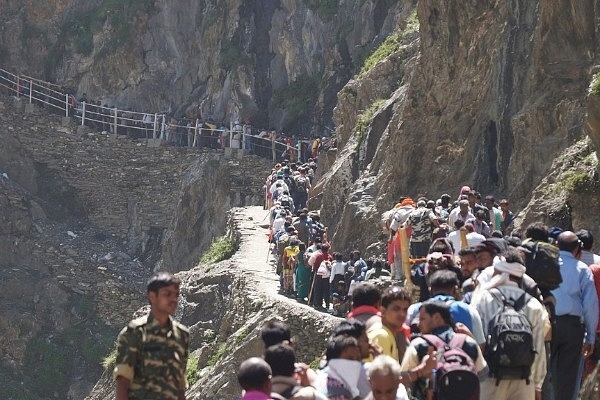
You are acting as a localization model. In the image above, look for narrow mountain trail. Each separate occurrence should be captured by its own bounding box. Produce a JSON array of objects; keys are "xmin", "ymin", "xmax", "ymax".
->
[{"xmin": 229, "ymin": 205, "xmax": 323, "ymax": 313}]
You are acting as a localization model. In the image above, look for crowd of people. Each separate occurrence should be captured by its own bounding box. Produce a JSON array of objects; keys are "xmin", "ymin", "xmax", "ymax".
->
[
  {"xmin": 259, "ymin": 162, "xmax": 600, "ymax": 400},
  {"xmin": 67, "ymin": 94, "xmax": 325, "ymax": 163},
  {"xmin": 109, "ymin": 158, "xmax": 600, "ymax": 400},
  {"xmin": 13, "ymin": 61, "xmax": 591, "ymax": 398},
  {"xmin": 7, "ymin": 68, "xmax": 599, "ymax": 400},
  {"xmin": 265, "ymin": 157, "xmax": 367, "ymax": 316}
]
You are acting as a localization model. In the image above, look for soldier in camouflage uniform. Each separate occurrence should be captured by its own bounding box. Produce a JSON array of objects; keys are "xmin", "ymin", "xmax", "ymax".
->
[{"xmin": 114, "ymin": 272, "xmax": 190, "ymax": 400}]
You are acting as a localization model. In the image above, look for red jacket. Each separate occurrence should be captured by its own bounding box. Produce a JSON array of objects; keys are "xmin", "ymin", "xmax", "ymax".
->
[{"xmin": 312, "ymin": 251, "xmax": 332, "ymax": 273}]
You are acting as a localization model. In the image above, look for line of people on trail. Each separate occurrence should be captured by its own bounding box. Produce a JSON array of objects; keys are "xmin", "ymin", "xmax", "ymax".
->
[
  {"xmin": 377, "ymin": 187, "xmax": 600, "ymax": 400},
  {"xmin": 382, "ymin": 188, "xmax": 515, "ymax": 282},
  {"xmin": 266, "ymin": 159, "xmax": 401, "ymax": 316},
  {"xmin": 240, "ymin": 230, "xmax": 599, "ymax": 399},
  {"xmin": 260, "ymin": 179, "xmax": 600, "ymax": 400},
  {"xmin": 237, "ymin": 316, "xmax": 438, "ymax": 400}
]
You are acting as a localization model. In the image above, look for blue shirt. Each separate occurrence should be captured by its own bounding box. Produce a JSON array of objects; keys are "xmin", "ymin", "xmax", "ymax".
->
[
  {"xmin": 551, "ymin": 251, "xmax": 599, "ymax": 343},
  {"xmin": 407, "ymin": 294, "xmax": 473, "ymax": 331}
]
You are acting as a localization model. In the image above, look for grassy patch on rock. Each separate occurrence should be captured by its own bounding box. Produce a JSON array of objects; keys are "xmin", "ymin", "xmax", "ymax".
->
[
  {"xmin": 186, "ymin": 354, "xmax": 201, "ymax": 386},
  {"xmin": 562, "ymin": 171, "xmax": 598, "ymax": 193},
  {"xmin": 201, "ymin": 236, "xmax": 238, "ymax": 264},
  {"xmin": 359, "ymin": 9, "xmax": 419, "ymax": 76},
  {"xmin": 355, "ymin": 99, "xmax": 386, "ymax": 140},
  {"xmin": 207, "ymin": 342, "xmax": 228, "ymax": 367},
  {"xmin": 102, "ymin": 344, "xmax": 118, "ymax": 370}
]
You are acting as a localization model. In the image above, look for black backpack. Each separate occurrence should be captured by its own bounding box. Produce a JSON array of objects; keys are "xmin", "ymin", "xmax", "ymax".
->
[
  {"xmin": 484, "ymin": 288, "xmax": 536, "ymax": 384},
  {"xmin": 279, "ymin": 195, "xmax": 293, "ymax": 210},
  {"xmin": 520, "ymin": 239, "xmax": 562, "ymax": 290},
  {"xmin": 422, "ymin": 334, "xmax": 480, "ymax": 400},
  {"xmin": 271, "ymin": 385, "xmax": 302, "ymax": 400},
  {"xmin": 283, "ymin": 175, "xmax": 295, "ymax": 193},
  {"xmin": 294, "ymin": 176, "xmax": 308, "ymax": 193}
]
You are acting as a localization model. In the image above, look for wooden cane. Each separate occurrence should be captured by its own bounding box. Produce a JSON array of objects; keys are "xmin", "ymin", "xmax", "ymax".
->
[
  {"xmin": 399, "ymin": 226, "xmax": 412, "ymax": 289},
  {"xmin": 460, "ymin": 226, "xmax": 468, "ymax": 249}
]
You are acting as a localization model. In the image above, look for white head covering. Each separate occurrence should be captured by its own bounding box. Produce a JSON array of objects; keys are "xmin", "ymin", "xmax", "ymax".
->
[
  {"xmin": 479, "ymin": 255, "xmax": 527, "ymax": 292},
  {"xmin": 492, "ymin": 255, "xmax": 526, "ymax": 277}
]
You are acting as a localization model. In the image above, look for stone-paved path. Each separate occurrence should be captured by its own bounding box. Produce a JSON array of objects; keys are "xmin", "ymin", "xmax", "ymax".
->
[{"xmin": 229, "ymin": 206, "xmax": 327, "ymax": 313}]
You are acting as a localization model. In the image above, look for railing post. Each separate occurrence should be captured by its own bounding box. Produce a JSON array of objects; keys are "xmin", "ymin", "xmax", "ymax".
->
[
  {"xmin": 113, "ymin": 107, "xmax": 118, "ymax": 133},
  {"xmin": 28, "ymin": 80, "xmax": 33, "ymax": 104},
  {"xmin": 16, "ymin": 75, "xmax": 20, "ymax": 98},
  {"xmin": 271, "ymin": 135, "xmax": 276, "ymax": 162},
  {"xmin": 153, "ymin": 113, "xmax": 158, "ymax": 139},
  {"xmin": 65, "ymin": 94, "xmax": 69, "ymax": 117},
  {"xmin": 242, "ymin": 127, "xmax": 246, "ymax": 150},
  {"xmin": 193, "ymin": 119, "xmax": 199, "ymax": 147},
  {"xmin": 81, "ymin": 101, "xmax": 86, "ymax": 126}
]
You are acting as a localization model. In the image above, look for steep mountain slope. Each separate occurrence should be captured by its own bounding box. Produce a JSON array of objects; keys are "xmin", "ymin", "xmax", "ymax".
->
[
  {"xmin": 3, "ymin": 1, "xmax": 600, "ymax": 398},
  {"xmin": 314, "ymin": 0, "xmax": 600, "ymax": 254},
  {"xmin": 0, "ymin": 0, "xmax": 413, "ymax": 133},
  {"xmin": 0, "ymin": 97, "xmax": 272, "ymax": 399}
]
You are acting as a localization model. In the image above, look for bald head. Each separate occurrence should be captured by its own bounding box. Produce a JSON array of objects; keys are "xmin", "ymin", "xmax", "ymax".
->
[
  {"xmin": 557, "ymin": 231, "xmax": 581, "ymax": 254},
  {"xmin": 237, "ymin": 357, "xmax": 272, "ymax": 394}
]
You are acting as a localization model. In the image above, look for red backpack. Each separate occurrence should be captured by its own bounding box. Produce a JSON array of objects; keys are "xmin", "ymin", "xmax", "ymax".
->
[{"xmin": 422, "ymin": 333, "xmax": 480, "ymax": 400}]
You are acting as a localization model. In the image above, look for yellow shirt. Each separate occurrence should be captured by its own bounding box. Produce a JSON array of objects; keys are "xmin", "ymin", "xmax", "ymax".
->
[
  {"xmin": 283, "ymin": 246, "xmax": 300, "ymax": 270},
  {"xmin": 368, "ymin": 324, "xmax": 399, "ymax": 361},
  {"xmin": 284, "ymin": 246, "xmax": 300, "ymax": 258}
]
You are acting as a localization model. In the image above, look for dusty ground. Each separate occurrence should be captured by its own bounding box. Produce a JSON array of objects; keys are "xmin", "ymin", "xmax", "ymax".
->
[{"xmin": 229, "ymin": 206, "xmax": 328, "ymax": 313}]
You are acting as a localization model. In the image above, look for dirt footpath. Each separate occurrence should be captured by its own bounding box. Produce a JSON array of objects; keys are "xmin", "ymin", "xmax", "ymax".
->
[{"xmin": 229, "ymin": 206, "xmax": 323, "ymax": 313}]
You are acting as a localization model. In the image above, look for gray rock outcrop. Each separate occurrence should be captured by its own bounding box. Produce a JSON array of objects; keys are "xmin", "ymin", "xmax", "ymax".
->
[
  {"xmin": 314, "ymin": 0, "xmax": 600, "ymax": 255},
  {"xmin": 0, "ymin": 98, "xmax": 272, "ymax": 399},
  {"xmin": 0, "ymin": 0, "xmax": 412, "ymax": 133}
]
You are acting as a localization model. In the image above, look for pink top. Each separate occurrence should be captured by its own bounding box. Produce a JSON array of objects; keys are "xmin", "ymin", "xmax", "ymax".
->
[{"xmin": 240, "ymin": 390, "xmax": 274, "ymax": 400}]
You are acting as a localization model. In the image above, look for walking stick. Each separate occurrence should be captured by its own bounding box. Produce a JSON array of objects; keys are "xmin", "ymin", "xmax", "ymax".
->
[
  {"xmin": 460, "ymin": 227, "xmax": 468, "ymax": 249},
  {"xmin": 308, "ymin": 271, "xmax": 317, "ymax": 306},
  {"xmin": 399, "ymin": 225, "xmax": 412, "ymax": 289},
  {"xmin": 266, "ymin": 241, "xmax": 273, "ymax": 266},
  {"xmin": 261, "ymin": 210, "xmax": 270, "ymax": 222}
]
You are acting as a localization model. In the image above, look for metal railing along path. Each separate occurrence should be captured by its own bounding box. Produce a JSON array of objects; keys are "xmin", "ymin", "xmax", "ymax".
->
[{"xmin": 0, "ymin": 67, "xmax": 314, "ymax": 163}]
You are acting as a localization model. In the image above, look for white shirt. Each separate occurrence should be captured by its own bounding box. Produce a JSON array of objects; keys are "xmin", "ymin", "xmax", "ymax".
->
[
  {"xmin": 308, "ymin": 250, "xmax": 321, "ymax": 267},
  {"xmin": 466, "ymin": 231, "xmax": 486, "ymax": 247},
  {"xmin": 272, "ymin": 216, "xmax": 285, "ymax": 233},
  {"xmin": 389, "ymin": 206, "xmax": 414, "ymax": 231},
  {"xmin": 269, "ymin": 179, "xmax": 289, "ymax": 195},
  {"xmin": 448, "ymin": 209, "xmax": 475, "ymax": 231},
  {"xmin": 315, "ymin": 359, "xmax": 362, "ymax": 399},
  {"xmin": 580, "ymin": 250, "xmax": 600, "ymax": 266},
  {"xmin": 470, "ymin": 281, "xmax": 549, "ymax": 390},
  {"xmin": 329, "ymin": 260, "xmax": 346, "ymax": 282},
  {"xmin": 447, "ymin": 230, "xmax": 462, "ymax": 256}
]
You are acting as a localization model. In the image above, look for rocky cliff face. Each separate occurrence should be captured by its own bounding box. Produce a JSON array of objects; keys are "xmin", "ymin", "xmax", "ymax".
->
[
  {"xmin": 0, "ymin": 97, "xmax": 271, "ymax": 399},
  {"xmin": 0, "ymin": 0, "xmax": 412, "ymax": 133},
  {"xmin": 314, "ymin": 0, "xmax": 600, "ymax": 255}
]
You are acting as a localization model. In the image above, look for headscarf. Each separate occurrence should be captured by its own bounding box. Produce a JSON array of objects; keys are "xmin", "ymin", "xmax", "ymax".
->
[
  {"xmin": 399, "ymin": 198, "xmax": 415, "ymax": 207},
  {"xmin": 458, "ymin": 185, "xmax": 471, "ymax": 201},
  {"xmin": 481, "ymin": 255, "xmax": 527, "ymax": 291}
]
